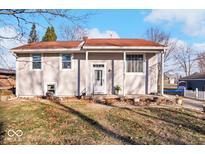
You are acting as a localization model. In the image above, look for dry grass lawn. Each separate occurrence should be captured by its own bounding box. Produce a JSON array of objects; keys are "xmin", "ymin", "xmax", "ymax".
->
[{"xmin": 0, "ymin": 98, "xmax": 205, "ymax": 145}]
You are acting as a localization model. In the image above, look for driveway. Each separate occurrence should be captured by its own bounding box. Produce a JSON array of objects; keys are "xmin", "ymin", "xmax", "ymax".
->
[
  {"xmin": 182, "ymin": 97, "xmax": 205, "ymax": 111},
  {"xmin": 164, "ymin": 94, "xmax": 205, "ymax": 111}
]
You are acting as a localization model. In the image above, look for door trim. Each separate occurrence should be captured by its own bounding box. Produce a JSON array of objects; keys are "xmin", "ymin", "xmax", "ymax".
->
[{"xmin": 91, "ymin": 63, "xmax": 107, "ymax": 94}]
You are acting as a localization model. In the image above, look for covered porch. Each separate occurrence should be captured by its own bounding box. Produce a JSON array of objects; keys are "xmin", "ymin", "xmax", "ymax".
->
[{"xmin": 82, "ymin": 49, "xmax": 165, "ymax": 96}]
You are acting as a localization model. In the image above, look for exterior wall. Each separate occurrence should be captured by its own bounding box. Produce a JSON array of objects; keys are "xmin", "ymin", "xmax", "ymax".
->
[
  {"xmin": 87, "ymin": 53, "xmax": 123, "ymax": 95},
  {"xmin": 147, "ymin": 53, "xmax": 158, "ymax": 94},
  {"xmin": 17, "ymin": 53, "xmax": 44, "ymax": 96},
  {"xmin": 182, "ymin": 80, "xmax": 205, "ymax": 91},
  {"xmin": 16, "ymin": 51, "xmax": 159, "ymax": 96},
  {"xmin": 125, "ymin": 53, "xmax": 158, "ymax": 94},
  {"xmin": 16, "ymin": 53, "xmax": 84, "ymax": 96}
]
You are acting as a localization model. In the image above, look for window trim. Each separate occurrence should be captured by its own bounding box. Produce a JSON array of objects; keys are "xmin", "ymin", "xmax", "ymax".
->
[
  {"xmin": 125, "ymin": 53, "xmax": 145, "ymax": 75},
  {"xmin": 59, "ymin": 53, "xmax": 73, "ymax": 71},
  {"xmin": 30, "ymin": 53, "xmax": 43, "ymax": 71}
]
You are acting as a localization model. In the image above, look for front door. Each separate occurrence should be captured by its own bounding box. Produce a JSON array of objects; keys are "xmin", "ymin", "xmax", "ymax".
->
[{"xmin": 92, "ymin": 64, "xmax": 106, "ymax": 94}]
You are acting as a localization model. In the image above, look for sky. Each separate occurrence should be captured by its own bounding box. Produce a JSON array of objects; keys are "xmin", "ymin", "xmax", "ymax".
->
[{"xmin": 1, "ymin": 9, "xmax": 205, "ymax": 73}]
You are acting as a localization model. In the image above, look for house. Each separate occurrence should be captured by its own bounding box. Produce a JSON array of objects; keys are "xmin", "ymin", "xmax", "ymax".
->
[
  {"xmin": 11, "ymin": 38, "xmax": 166, "ymax": 97},
  {"xmin": 0, "ymin": 68, "xmax": 16, "ymax": 90},
  {"xmin": 179, "ymin": 72, "xmax": 205, "ymax": 91},
  {"xmin": 164, "ymin": 73, "xmax": 177, "ymax": 85},
  {"xmin": 0, "ymin": 68, "xmax": 15, "ymax": 76}
]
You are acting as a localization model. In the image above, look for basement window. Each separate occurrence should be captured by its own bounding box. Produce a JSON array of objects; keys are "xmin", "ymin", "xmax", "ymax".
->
[
  {"xmin": 32, "ymin": 54, "xmax": 42, "ymax": 69},
  {"xmin": 62, "ymin": 54, "xmax": 71, "ymax": 69},
  {"xmin": 47, "ymin": 84, "xmax": 56, "ymax": 95}
]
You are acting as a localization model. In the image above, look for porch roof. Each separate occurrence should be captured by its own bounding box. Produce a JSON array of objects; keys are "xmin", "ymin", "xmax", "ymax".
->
[{"xmin": 84, "ymin": 38, "xmax": 164, "ymax": 47}]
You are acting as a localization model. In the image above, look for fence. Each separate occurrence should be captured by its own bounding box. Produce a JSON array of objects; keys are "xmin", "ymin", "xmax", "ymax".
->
[{"xmin": 184, "ymin": 88, "xmax": 205, "ymax": 100}]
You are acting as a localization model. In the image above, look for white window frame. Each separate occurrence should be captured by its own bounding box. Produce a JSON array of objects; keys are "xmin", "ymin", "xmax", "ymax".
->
[
  {"xmin": 44, "ymin": 82, "xmax": 57, "ymax": 96},
  {"xmin": 125, "ymin": 53, "xmax": 145, "ymax": 75},
  {"xmin": 30, "ymin": 53, "xmax": 43, "ymax": 71},
  {"xmin": 59, "ymin": 53, "xmax": 73, "ymax": 71}
]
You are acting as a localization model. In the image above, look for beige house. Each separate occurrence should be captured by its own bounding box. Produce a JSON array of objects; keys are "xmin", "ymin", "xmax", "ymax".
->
[{"xmin": 11, "ymin": 38, "xmax": 165, "ymax": 97}]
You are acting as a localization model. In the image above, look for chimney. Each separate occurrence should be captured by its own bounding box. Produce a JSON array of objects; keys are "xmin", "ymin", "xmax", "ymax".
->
[{"xmin": 83, "ymin": 36, "xmax": 88, "ymax": 41}]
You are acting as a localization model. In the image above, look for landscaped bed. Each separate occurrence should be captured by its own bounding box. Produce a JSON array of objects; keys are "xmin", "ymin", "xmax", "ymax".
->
[{"xmin": 0, "ymin": 98, "xmax": 205, "ymax": 145}]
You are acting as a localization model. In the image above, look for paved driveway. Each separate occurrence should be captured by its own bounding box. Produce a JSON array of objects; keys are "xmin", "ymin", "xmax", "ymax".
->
[
  {"xmin": 164, "ymin": 94, "xmax": 205, "ymax": 111},
  {"xmin": 182, "ymin": 97, "xmax": 205, "ymax": 111}
]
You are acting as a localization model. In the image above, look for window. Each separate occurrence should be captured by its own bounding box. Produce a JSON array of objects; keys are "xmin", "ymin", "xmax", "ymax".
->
[
  {"xmin": 93, "ymin": 64, "xmax": 104, "ymax": 68},
  {"xmin": 47, "ymin": 84, "xmax": 56, "ymax": 94},
  {"xmin": 32, "ymin": 54, "xmax": 41, "ymax": 69},
  {"xmin": 62, "ymin": 54, "xmax": 71, "ymax": 69},
  {"xmin": 126, "ymin": 54, "xmax": 143, "ymax": 72}
]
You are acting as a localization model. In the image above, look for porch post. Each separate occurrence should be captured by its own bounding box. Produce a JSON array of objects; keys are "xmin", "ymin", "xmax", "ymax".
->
[
  {"xmin": 123, "ymin": 51, "xmax": 126, "ymax": 96},
  {"xmin": 85, "ymin": 51, "xmax": 88, "ymax": 95},
  {"xmin": 145, "ymin": 54, "xmax": 149, "ymax": 94},
  {"xmin": 161, "ymin": 49, "xmax": 165, "ymax": 95}
]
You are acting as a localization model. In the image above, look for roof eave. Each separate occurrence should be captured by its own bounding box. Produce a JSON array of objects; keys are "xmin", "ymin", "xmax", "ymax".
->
[
  {"xmin": 11, "ymin": 48, "xmax": 82, "ymax": 53},
  {"xmin": 83, "ymin": 46, "xmax": 166, "ymax": 50}
]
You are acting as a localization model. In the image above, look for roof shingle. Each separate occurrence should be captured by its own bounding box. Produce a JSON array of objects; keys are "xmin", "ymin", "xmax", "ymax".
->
[
  {"xmin": 84, "ymin": 38, "xmax": 164, "ymax": 47},
  {"xmin": 11, "ymin": 38, "xmax": 164, "ymax": 51},
  {"xmin": 12, "ymin": 41, "xmax": 81, "ymax": 50},
  {"xmin": 180, "ymin": 72, "xmax": 205, "ymax": 80}
]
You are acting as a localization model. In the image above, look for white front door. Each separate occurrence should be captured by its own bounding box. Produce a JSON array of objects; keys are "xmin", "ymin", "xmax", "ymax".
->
[{"xmin": 92, "ymin": 64, "xmax": 106, "ymax": 94}]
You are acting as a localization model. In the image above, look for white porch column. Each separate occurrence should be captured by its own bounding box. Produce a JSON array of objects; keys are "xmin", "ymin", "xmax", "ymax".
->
[
  {"xmin": 85, "ymin": 51, "xmax": 88, "ymax": 95},
  {"xmin": 16, "ymin": 56, "xmax": 19, "ymax": 97},
  {"xmin": 123, "ymin": 51, "xmax": 126, "ymax": 96},
  {"xmin": 161, "ymin": 50, "xmax": 165, "ymax": 95}
]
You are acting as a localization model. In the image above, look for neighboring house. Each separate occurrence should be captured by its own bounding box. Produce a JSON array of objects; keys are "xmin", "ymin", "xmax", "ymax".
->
[
  {"xmin": 179, "ymin": 72, "xmax": 205, "ymax": 91},
  {"xmin": 0, "ymin": 68, "xmax": 15, "ymax": 76},
  {"xmin": 164, "ymin": 73, "xmax": 177, "ymax": 85},
  {"xmin": 0, "ymin": 68, "xmax": 16, "ymax": 90},
  {"xmin": 11, "ymin": 38, "xmax": 166, "ymax": 97}
]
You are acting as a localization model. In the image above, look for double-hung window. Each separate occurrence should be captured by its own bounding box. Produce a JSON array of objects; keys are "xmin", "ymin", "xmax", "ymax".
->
[
  {"xmin": 32, "ymin": 54, "xmax": 42, "ymax": 69},
  {"xmin": 62, "ymin": 54, "xmax": 71, "ymax": 69},
  {"xmin": 126, "ymin": 54, "xmax": 143, "ymax": 72}
]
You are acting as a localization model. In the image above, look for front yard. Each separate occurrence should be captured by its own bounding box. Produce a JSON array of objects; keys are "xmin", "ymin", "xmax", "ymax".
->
[{"xmin": 0, "ymin": 98, "xmax": 205, "ymax": 145}]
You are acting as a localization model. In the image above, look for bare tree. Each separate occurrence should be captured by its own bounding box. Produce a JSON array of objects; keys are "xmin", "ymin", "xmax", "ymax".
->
[
  {"xmin": 145, "ymin": 27, "xmax": 177, "ymax": 93},
  {"xmin": 0, "ymin": 9, "xmax": 92, "ymax": 68},
  {"xmin": 196, "ymin": 52, "xmax": 205, "ymax": 73},
  {"xmin": 145, "ymin": 27, "xmax": 177, "ymax": 62},
  {"xmin": 173, "ymin": 44, "xmax": 196, "ymax": 76},
  {"xmin": 61, "ymin": 25, "xmax": 88, "ymax": 41},
  {"xmin": 0, "ymin": 9, "xmax": 91, "ymax": 40}
]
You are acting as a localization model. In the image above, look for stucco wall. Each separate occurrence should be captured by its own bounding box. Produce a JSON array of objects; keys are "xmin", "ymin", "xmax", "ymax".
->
[{"xmin": 16, "ymin": 52, "xmax": 158, "ymax": 96}]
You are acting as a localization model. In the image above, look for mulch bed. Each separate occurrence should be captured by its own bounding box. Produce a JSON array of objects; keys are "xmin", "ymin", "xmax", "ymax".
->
[{"xmin": 104, "ymin": 96, "xmax": 176, "ymax": 106}]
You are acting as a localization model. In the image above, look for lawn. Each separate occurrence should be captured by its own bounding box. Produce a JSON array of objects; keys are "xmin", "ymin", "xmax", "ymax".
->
[{"xmin": 0, "ymin": 98, "xmax": 205, "ymax": 145}]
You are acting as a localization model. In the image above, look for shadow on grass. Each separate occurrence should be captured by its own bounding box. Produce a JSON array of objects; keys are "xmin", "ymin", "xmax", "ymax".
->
[
  {"xmin": 145, "ymin": 108, "xmax": 205, "ymax": 135},
  {"xmin": 108, "ymin": 113, "xmax": 186, "ymax": 144},
  {"xmin": 0, "ymin": 121, "xmax": 5, "ymax": 145},
  {"xmin": 52, "ymin": 101, "xmax": 139, "ymax": 145},
  {"xmin": 124, "ymin": 106, "xmax": 205, "ymax": 136},
  {"xmin": 99, "ymin": 103, "xmax": 205, "ymax": 137}
]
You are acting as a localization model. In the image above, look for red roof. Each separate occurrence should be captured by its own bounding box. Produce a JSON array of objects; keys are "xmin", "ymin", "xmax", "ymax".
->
[
  {"xmin": 12, "ymin": 39, "xmax": 164, "ymax": 51},
  {"xmin": 12, "ymin": 41, "xmax": 81, "ymax": 50},
  {"xmin": 84, "ymin": 38, "xmax": 164, "ymax": 47}
]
